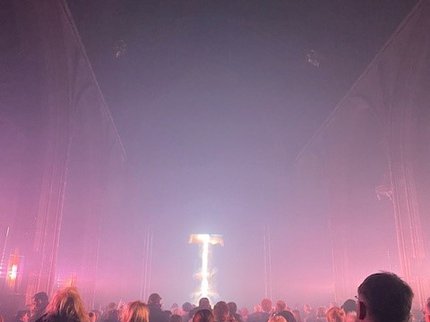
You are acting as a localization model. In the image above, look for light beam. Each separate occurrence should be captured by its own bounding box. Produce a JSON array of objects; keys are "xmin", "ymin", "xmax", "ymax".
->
[{"xmin": 189, "ymin": 234, "xmax": 223, "ymax": 302}]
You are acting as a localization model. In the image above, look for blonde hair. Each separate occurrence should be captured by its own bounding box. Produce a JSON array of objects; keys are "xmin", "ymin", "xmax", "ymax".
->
[
  {"xmin": 121, "ymin": 301, "xmax": 149, "ymax": 322},
  {"xmin": 45, "ymin": 287, "xmax": 89, "ymax": 322},
  {"xmin": 326, "ymin": 307, "xmax": 345, "ymax": 322}
]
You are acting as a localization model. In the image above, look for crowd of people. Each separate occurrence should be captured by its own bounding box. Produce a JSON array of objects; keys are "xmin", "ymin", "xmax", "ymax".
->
[{"xmin": 1, "ymin": 272, "xmax": 429, "ymax": 322}]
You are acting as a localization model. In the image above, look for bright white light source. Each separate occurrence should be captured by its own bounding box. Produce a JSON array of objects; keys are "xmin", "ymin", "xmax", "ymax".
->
[
  {"xmin": 8, "ymin": 264, "xmax": 18, "ymax": 280},
  {"xmin": 189, "ymin": 234, "xmax": 223, "ymax": 302}
]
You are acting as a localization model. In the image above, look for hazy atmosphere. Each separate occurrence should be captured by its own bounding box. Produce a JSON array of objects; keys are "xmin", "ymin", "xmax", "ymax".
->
[{"xmin": 1, "ymin": 0, "xmax": 430, "ymax": 315}]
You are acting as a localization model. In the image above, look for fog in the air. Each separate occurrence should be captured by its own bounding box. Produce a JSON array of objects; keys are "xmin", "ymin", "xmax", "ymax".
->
[{"xmin": 2, "ymin": 0, "xmax": 429, "ymax": 313}]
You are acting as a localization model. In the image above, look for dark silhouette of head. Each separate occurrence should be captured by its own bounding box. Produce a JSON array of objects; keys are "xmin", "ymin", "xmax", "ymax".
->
[
  {"xmin": 276, "ymin": 311, "xmax": 296, "ymax": 322},
  {"xmin": 199, "ymin": 298, "xmax": 211, "ymax": 309},
  {"xmin": 182, "ymin": 302, "xmax": 193, "ymax": 313},
  {"xmin": 357, "ymin": 272, "xmax": 413, "ymax": 322},
  {"xmin": 227, "ymin": 303, "xmax": 237, "ymax": 315},
  {"xmin": 148, "ymin": 294, "xmax": 162, "ymax": 307},
  {"xmin": 213, "ymin": 302, "xmax": 229, "ymax": 322},
  {"xmin": 341, "ymin": 299, "xmax": 357, "ymax": 322},
  {"xmin": 33, "ymin": 292, "xmax": 49, "ymax": 312},
  {"xmin": 341, "ymin": 299, "xmax": 356, "ymax": 314}
]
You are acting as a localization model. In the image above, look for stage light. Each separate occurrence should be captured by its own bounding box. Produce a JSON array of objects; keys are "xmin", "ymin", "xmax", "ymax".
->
[
  {"xmin": 189, "ymin": 234, "xmax": 223, "ymax": 303},
  {"xmin": 7, "ymin": 264, "xmax": 18, "ymax": 280}
]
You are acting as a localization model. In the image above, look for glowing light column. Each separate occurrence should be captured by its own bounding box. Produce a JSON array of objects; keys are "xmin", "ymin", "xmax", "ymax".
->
[{"xmin": 189, "ymin": 234, "xmax": 223, "ymax": 300}]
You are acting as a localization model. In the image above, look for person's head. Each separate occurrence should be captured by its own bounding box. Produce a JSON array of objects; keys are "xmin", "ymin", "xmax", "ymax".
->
[
  {"xmin": 326, "ymin": 307, "xmax": 344, "ymax": 322},
  {"xmin": 276, "ymin": 311, "xmax": 296, "ymax": 322},
  {"xmin": 199, "ymin": 298, "xmax": 211, "ymax": 310},
  {"xmin": 45, "ymin": 287, "xmax": 89, "ymax": 322},
  {"xmin": 193, "ymin": 309, "xmax": 214, "ymax": 322},
  {"xmin": 341, "ymin": 299, "xmax": 356, "ymax": 315},
  {"xmin": 357, "ymin": 272, "xmax": 413, "ymax": 322},
  {"xmin": 32, "ymin": 292, "xmax": 49, "ymax": 312},
  {"xmin": 227, "ymin": 302, "xmax": 237, "ymax": 315},
  {"xmin": 182, "ymin": 302, "xmax": 193, "ymax": 313},
  {"xmin": 239, "ymin": 308, "xmax": 248, "ymax": 318},
  {"xmin": 148, "ymin": 294, "xmax": 162, "ymax": 307},
  {"xmin": 213, "ymin": 302, "xmax": 229, "ymax": 322},
  {"xmin": 275, "ymin": 301, "xmax": 286, "ymax": 313},
  {"xmin": 170, "ymin": 304, "xmax": 180, "ymax": 315},
  {"xmin": 260, "ymin": 299, "xmax": 272, "ymax": 313},
  {"xmin": 122, "ymin": 301, "xmax": 149, "ymax": 322},
  {"xmin": 341, "ymin": 299, "xmax": 356, "ymax": 322}
]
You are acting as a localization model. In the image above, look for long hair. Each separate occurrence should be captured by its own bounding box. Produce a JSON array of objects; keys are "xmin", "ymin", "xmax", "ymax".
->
[
  {"xmin": 326, "ymin": 307, "xmax": 344, "ymax": 322},
  {"xmin": 213, "ymin": 302, "xmax": 229, "ymax": 322},
  {"xmin": 45, "ymin": 287, "xmax": 89, "ymax": 322},
  {"xmin": 121, "ymin": 301, "xmax": 149, "ymax": 322},
  {"xmin": 192, "ymin": 309, "xmax": 214, "ymax": 322}
]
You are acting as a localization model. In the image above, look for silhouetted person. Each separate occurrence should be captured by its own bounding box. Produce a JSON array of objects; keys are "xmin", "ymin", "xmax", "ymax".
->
[
  {"xmin": 248, "ymin": 299, "xmax": 272, "ymax": 322},
  {"xmin": 147, "ymin": 294, "xmax": 169, "ymax": 322},
  {"xmin": 30, "ymin": 292, "xmax": 49, "ymax": 322},
  {"xmin": 341, "ymin": 299, "xmax": 357, "ymax": 322},
  {"xmin": 276, "ymin": 311, "xmax": 296, "ymax": 322},
  {"xmin": 213, "ymin": 302, "xmax": 230, "ymax": 322},
  {"xmin": 189, "ymin": 299, "xmax": 212, "ymax": 320},
  {"xmin": 181, "ymin": 302, "xmax": 194, "ymax": 322},
  {"xmin": 227, "ymin": 302, "xmax": 242, "ymax": 322},
  {"xmin": 356, "ymin": 272, "xmax": 413, "ymax": 322},
  {"xmin": 101, "ymin": 303, "xmax": 119, "ymax": 322}
]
